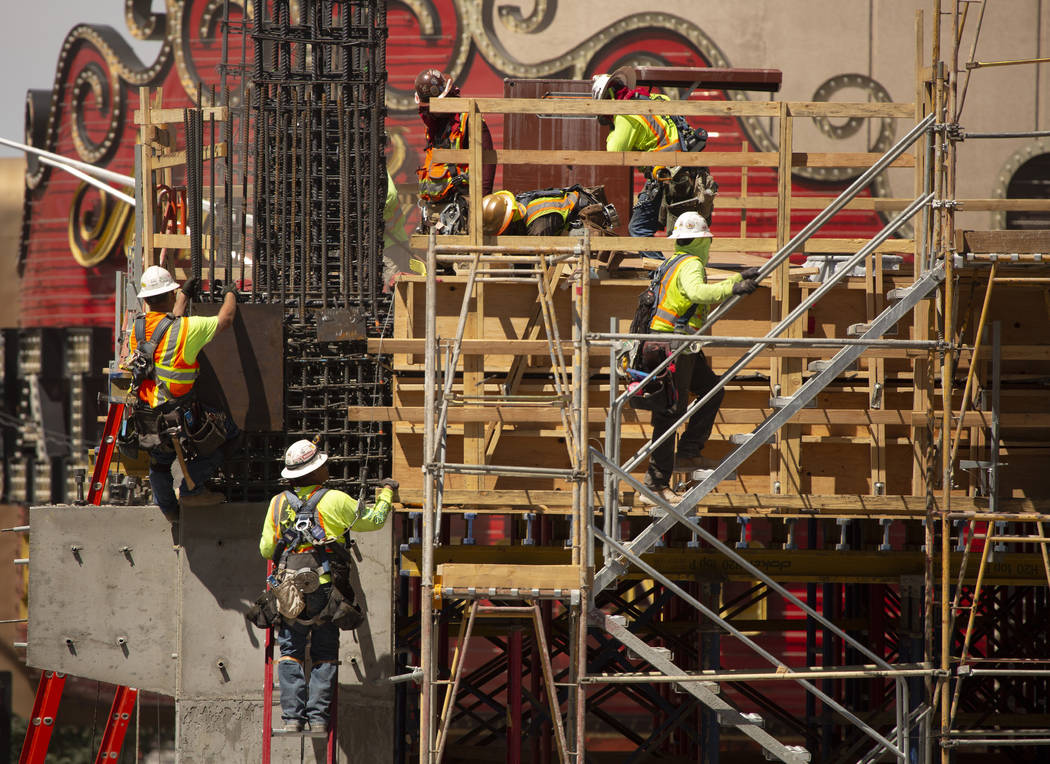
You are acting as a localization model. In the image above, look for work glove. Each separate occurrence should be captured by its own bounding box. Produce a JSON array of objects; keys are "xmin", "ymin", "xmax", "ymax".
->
[
  {"xmin": 731, "ymin": 278, "xmax": 759, "ymax": 296},
  {"xmin": 739, "ymin": 267, "xmax": 762, "ymax": 281},
  {"xmin": 380, "ymin": 477, "xmax": 400, "ymax": 491},
  {"xmin": 221, "ymin": 282, "xmax": 239, "ymax": 298},
  {"xmin": 180, "ymin": 276, "xmax": 200, "ymax": 300}
]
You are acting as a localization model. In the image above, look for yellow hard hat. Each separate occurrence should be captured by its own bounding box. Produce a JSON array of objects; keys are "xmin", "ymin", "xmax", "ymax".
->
[{"xmin": 481, "ymin": 191, "xmax": 523, "ymax": 235}]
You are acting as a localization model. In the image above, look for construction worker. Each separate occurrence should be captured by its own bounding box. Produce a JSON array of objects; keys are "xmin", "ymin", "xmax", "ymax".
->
[
  {"xmin": 481, "ymin": 186, "xmax": 618, "ymax": 236},
  {"xmin": 259, "ymin": 439, "xmax": 398, "ymax": 733},
  {"xmin": 638, "ymin": 212, "xmax": 760, "ymax": 505},
  {"xmin": 383, "ymin": 169, "xmax": 411, "ymax": 290},
  {"xmin": 415, "ymin": 69, "xmax": 495, "ymax": 233},
  {"xmin": 592, "ymin": 68, "xmax": 716, "ymax": 257},
  {"xmin": 125, "ymin": 266, "xmax": 239, "ymax": 524}
]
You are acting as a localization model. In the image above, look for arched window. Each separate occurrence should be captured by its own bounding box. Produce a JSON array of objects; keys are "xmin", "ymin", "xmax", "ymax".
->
[{"xmin": 1006, "ymin": 153, "xmax": 1050, "ymax": 230}]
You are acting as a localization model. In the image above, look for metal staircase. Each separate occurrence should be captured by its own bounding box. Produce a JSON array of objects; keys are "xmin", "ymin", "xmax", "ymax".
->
[{"xmin": 587, "ymin": 115, "xmax": 940, "ymax": 763}]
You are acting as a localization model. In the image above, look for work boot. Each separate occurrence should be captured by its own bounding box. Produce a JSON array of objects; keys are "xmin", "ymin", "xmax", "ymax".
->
[
  {"xmin": 179, "ymin": 489, "xmax": 225, "ymax": 507},
  {"xmin": 639, "ymin": 485, "xmax": 684, "ymax": 507},
  {"xmin": 674, "ymin": 453, "xmax": 720, "ymax": 472},
  {"xmin": 282, "ymin": 719, "xmax": 305, "ymax": 733}
]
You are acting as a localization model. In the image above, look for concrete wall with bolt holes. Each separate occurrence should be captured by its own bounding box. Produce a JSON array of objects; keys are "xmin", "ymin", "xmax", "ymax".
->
[{"xmin": 28, "ymin": 503, "xmax": 394, "ymax": 763}]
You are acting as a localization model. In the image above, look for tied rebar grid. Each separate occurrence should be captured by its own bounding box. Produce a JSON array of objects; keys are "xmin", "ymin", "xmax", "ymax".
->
[
  {"xmin": 250, "ymin": 0, "xmax": 387, "ymax": 314},
  {"xmin": 226, "ymin": 0, "xmax": 390, "ymax": 499}
]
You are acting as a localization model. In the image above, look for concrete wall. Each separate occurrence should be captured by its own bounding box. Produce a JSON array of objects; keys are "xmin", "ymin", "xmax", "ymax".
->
[{"xmin": 28, "ymin": 503, "xmax": 394, "ymax": 763}]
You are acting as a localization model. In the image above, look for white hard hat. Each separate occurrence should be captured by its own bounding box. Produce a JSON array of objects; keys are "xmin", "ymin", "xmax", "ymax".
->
[
  {"xmin": 591, "ymin": 67, "xmax": 636, "ymax": 100},
  {"xmin": 668, "ymin": 212, "xmax": 712, "ymax": 240},
  {"xmin": 591, "ymin": 74, "xmax": 612, "ymax": 100},
  {"xmin": 137, "ymin": 265, "xmax": 180, "ymax": 298},
  {"xmin": 282, "ymin": 439, "xmax": 328, "ymax": 479}
]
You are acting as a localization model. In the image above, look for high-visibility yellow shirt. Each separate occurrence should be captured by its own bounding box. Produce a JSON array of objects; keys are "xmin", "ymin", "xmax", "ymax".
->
[{"xmin": 259, "ymin": 484, "xmax": 394, "ymax": 582}]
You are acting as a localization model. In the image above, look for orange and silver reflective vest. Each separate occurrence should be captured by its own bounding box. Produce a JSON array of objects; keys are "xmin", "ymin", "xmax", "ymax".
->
[
  {"xmin": 417, "ymin": 113, "xmax": 470, "ymax": 202},
  {"xmin": 634, "ymin": 94, "xmax": 680, "ymax": 153},
  {"xmin": 127, "ymin": 313, "xmax": 200, "ymax": 407},
  {"xmin": 522, "ymin": 189, "xmax": 580, "ymax": 228}
]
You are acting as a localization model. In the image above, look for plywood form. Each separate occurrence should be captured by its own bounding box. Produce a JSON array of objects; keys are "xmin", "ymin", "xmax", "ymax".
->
[{"xmin": 364, "ymin": 264, "xmax": 1050, "ymax": 504}]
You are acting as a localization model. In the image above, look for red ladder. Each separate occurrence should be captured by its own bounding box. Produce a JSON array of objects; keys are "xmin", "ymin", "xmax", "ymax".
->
[
  {"xmin": 93, "ymin": 685, "xmax": 139, "ymax": 763},
  {"xmin": 87, "ymin": 402, "xmax": 125, "ymax": 505},
  {"xmin": 21, "ymin": 403, "xmax": 140, "ymax": 764},
  {"xmin": 18, "ymin": 671, "xmax": 66, "ymax": 764},
  {"xmin": 262, "ymin": 561, "xmax": 338, "ymax": 762}
]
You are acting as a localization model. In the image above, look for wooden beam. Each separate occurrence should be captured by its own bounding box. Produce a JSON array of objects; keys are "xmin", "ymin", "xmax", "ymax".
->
[
  {"xmin": 395, "ymin": 490, "xmax": 1049, "ymax": 516},
  {"xmin": 432, "ymin": 148, "xmax": 916, "ymax": 169},
  {"xmin": 408, "ymin": 234, "xmax": 916, "ymax": 254},
  {"xmin": 151, "ymin": 142, "xmax": 228, "ymax": 169},
  {"xmin": 134, "ymin": 105, "xmax": 228, "ymax": 124},
  {"xmin": 350, "ymin": 405, "xmax": 1048, "ymax": 428},
  {"xmin": 436, "ymin": 563, "xmax": 580, "ymax": 590},
  {"xmin": 955, "ymin": 229, "xmax": 1050, "ymax": 254},
  {"xmin": 428, "ymin": 97, "xmax": 913, "ymax": 118}
]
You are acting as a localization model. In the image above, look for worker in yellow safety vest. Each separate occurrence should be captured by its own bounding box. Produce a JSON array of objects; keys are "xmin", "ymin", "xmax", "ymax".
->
[
  {"xmin": 636, "ymin": 212, "xmax": 761, "ymax": 505},
  {"xmin": 259, "ymin": 439, "xmax": 398, "ymax": 733},
  {"xmin": 592, "ymin": 68, "xmax": 716, "ymax": 257},
  {"xmin": 124, "ymin": 266, "xmax": 240, "ymax": 530}
]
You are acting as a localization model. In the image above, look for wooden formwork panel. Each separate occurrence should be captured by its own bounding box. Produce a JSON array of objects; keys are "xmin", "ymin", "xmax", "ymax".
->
[{"xmin": 370, "ymin": 268, "xmax": 1050, "ymax": 501}]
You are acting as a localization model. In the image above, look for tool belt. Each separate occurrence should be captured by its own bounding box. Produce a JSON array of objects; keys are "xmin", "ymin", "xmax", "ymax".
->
[
  {"xmin": 248, "ymin": 567, "xmax": 363, "ymax": 632},
  {"xmin": 121, "ymin": 395, "xmax": 230, "ymax": 460}
]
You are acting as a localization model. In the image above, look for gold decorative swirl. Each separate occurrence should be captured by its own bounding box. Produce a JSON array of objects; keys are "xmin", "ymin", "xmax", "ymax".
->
[
  {"xmin": 125, "ymin": 0, "xmax": 166, "ymax": 41},
  {"xmin": 493, "ymin": 0, "xmax": 554, "ymax": 34},
  {"xmin": 25, "ymin": 23, "xmax": 173, "ymax": 189},
  {"xmin": 67, "ymin": 182, "xmax": 135, "ymax": 268}
]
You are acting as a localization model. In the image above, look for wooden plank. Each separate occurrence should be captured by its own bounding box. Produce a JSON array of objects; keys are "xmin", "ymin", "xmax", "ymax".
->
[
  {"xmin": 397, "ymin": 490, "xmax": 1047, "ymax": 515},
  {"xmin": 408, "ymin": 234, "xmax": 915, "ymax": 254},
  {"xmin": 429, "ymin": 97, "xmax": 912, "ymax": 118},
  {"xmin": 153, "ymin": 233, "xmax": 214, "ymax": 249},
  {"xmin": 955, "ymin": 229, "xmax": 1050, "ymax": 254},
  {"xmin": 152, "ymin": 142, "xmax": 228, "ymax": 169},
  {"xmin": 406, "ymin": 548, "xmax": 1050, "ymax": 586},
  {"xmin": 366, "ymin": 338, "xmax": 936, "ymax": 359},
  {"xmin": 134, "ymin": 105, "xmax": 228, "ymax": 124},
  {"xmin": 432, "ymin": 148, "xmax": 915, "ymax": 169},
  {"xmin": 786, "ymin": 102, "xmax": 918, "ymax": 118},
  {"xmin": 436, "ymin": 563, "xmax": 580, "ymax": 590},
  {"xmin": 350, "ymin": 405, "xmax": 1049, "ymax": 428}
]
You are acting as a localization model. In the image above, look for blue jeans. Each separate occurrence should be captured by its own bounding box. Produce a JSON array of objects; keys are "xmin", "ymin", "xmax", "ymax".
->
[
  {"xmin": 629, "ymin": 179, "xmax": 666, "ymax": 259},
  {"xmin": 276, "ymin": 586, "xmax": 339, "ymax": 726},
  {"xmin": 147, "ymin": 409, "xmax": 240, "ymax": 516}
]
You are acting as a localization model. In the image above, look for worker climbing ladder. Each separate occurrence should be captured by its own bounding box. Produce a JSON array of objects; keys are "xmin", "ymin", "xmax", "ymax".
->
[{"xmin": 261, "ymin": 560, "xmax": 338, "ymax": 763}]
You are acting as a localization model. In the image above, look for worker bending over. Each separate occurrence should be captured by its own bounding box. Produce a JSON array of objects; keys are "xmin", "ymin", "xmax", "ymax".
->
[
  {"xmin": 592, "ymin": 68, "xmax": 716, "ymax": 256},
  {"xmin": 415, "ymin": 69, "xmax": 495, "ymax": 234},
  {"xmin": 125, "ymin": 267, "xmax": 239, "ymax": 526},
  {"xmin": 259, "ymin": 439, "xmax": 398, "ymax": 733},
  {"xmin": 639, "ymin": 212, "xmax": 760, "ymax": 505},
  {"xmin": 481, "ymin": 185, "xmax": 618, "ymax": 236}
]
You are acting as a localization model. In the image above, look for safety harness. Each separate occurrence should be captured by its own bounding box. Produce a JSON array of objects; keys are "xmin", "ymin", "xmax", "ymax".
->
[
  {"xmin": 261, "ymin": 488, "xmax": 363, "ymax": 629},
  {"xmin": 128, "ymin": 313, "xmax": 178, "ymax": 399},
  {"xmin": 270, "ymin": 488, "xmax": 332, "ymax": 595}
]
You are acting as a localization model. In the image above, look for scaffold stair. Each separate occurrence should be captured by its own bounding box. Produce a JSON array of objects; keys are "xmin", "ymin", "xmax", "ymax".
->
[
  {"xmin": 595, "ymin": 260, "xmax": 946, "ymax": 592},
  {"xmin": 597, "ymin": 612, "xmax": 811, "ymax": 764}
]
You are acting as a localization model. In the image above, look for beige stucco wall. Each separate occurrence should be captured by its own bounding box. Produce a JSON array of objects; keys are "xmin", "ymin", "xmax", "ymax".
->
[
  {"xmin": 489, "ymin": 0, "xmax": 1049, "ymax": 228},
  {"xmin": 0, "ymin": 156, "xmax": 23, "ymax": 327}
]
